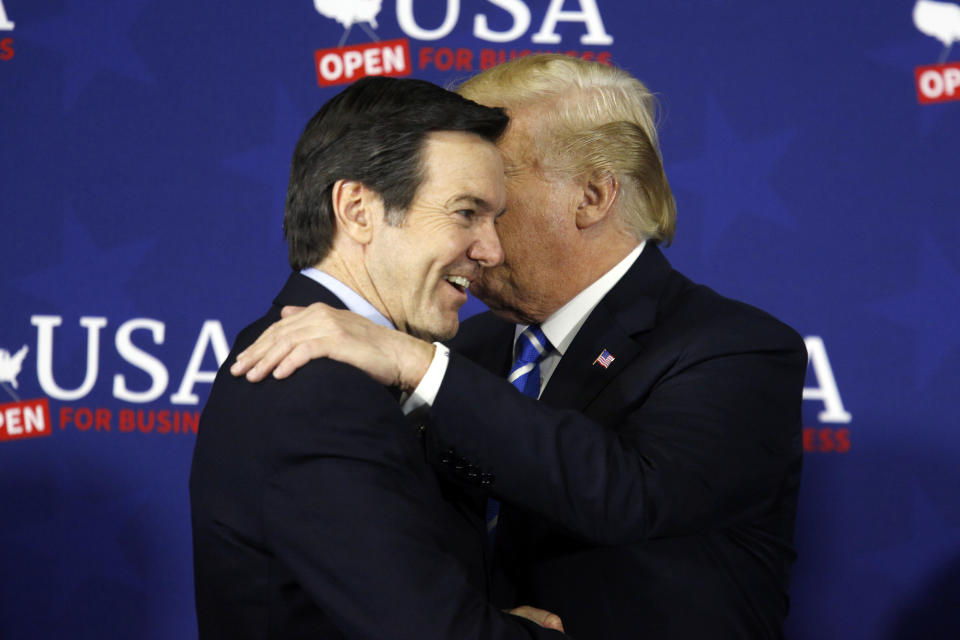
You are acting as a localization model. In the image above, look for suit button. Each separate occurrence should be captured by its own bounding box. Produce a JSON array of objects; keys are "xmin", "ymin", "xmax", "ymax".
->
[
  {"xmin": 454, "ymin": 457, "xmax": 467, "ymax": 471},
  {"xmin": 439, "ymin": 448, "xmax": 456, "ymax": 465},
  {"xmin": 466, "ymin": 466, "xmax": 479, "ymax": 480},
  {"xmin": 480, "ymin": 472, "xmax": 494, "ymax": 486}
]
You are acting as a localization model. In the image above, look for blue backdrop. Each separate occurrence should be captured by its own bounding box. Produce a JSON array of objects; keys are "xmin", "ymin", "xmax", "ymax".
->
[{"xmin": 2, "ymin": 1, "xmax": 958, "ymax": 638}]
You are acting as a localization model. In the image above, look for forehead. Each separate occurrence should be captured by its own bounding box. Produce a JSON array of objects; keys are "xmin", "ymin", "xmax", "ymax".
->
[
  {"xmin": 495, "ymin": 108, "xmax": 545, "ymax": 174},
  {"xmin": 416, "ymin": 130, "xmax": 505, "ymax": 205},
  {"xmin": 420, "ymin": 129, "xmax": 499, "ymax": 164}
]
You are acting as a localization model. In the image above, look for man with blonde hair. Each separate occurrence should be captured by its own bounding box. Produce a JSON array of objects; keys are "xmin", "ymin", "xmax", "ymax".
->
[{"xmin": 233, "ymin": 55, "xmax": 806, "ymax": 639}]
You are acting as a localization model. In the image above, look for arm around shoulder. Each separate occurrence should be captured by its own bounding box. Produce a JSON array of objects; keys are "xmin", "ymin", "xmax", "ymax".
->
[{"xmin": 426, "ymin": 322, "xmax": 806, "ymax": 545}]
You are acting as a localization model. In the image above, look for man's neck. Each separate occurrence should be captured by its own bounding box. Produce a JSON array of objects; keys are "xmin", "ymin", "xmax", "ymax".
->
[
  {"xmin": 301, "ymin": 266, "xmax": 394, "ymax": 330},
  {"xmin": 537, "ymin": 231, "xmax": 641, "ymax": 321},
  {"xmin": 316, "ymin": 253, "xmax": 394, "ymax": 327},
  {"xmin": 527, "ymin": 241, "xmax": 644, "ymax": 352}
]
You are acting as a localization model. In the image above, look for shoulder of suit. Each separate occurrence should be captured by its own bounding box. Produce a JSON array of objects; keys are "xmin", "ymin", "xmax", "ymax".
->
[
  {"xmin": 222, "ymin": 309, "xmax": 399, "ymax": 408},
  {"xmin": 654, "ymin": 271, "xmax": 805, "ymax": 353}
]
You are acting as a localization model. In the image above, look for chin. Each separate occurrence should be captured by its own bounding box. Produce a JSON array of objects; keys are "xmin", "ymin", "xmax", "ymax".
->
[
  {"xmin": 412, "ymin": 318, "xmax": 459, "ymax": 342},
  {"xmin": 471, "ymin": 285, "xmax": 538, "ymax": 325},
  {"xmin": 434, "ymin": 319, "xmax": 459, "ymax": 341}
]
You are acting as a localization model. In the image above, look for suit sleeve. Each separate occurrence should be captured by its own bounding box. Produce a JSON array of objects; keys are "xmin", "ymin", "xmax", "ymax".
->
[
  {"xmin": 260, "ymin": 361, "xmax": 566, "ymax": 640},
  {"xmin": 426, "ymin": 329, "xmax": 807, "ymax": 545}
]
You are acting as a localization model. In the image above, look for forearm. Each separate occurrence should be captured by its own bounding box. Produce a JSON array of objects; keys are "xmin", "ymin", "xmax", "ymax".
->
[
  {"xmin": 427, "ymin": 350, "xmax": 804, "ymax": 543},
  {"xmin": 232, "ymin": 303, "xmax": 435, "ymax": 392}
]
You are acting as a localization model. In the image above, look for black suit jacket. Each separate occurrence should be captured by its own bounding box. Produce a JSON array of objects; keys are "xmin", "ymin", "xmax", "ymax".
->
[
  {"xmin": 190, "ymin": 274, "xmax": 566, "ymax": 640},
  {"xmin": 427, "ymin": 244, "xmax": 807, "ymax": 639}
]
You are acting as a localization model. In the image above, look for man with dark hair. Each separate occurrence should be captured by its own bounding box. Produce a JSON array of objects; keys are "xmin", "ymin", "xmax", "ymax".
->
[
  {"xmin": 189, "ymin": 76, "xmax": 566, "ymax": 639},
  {"xmin": 283, "ymin": 77, "xmax": 512, "ymax": 272},
  {"xmin": 232, "ymin": 56, "xmax": 807, "ymax": 640}
]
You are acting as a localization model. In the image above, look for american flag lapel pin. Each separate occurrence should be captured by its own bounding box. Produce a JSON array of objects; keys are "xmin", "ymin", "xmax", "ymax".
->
[{"xmin": 593, "ymin": 349, "xmax": 615, "ymax": 368}]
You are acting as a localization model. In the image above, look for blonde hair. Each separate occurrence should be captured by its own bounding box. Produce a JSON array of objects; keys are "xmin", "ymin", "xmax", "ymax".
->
[{"xmin": 456, "ymin": 54, "xmax": 676, "ymax": 244}]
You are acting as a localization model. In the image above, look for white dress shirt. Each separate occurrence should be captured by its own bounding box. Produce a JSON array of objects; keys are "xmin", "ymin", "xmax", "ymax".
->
[{"xmin": 404, "ymin": 241, "xmax": 645, "ymax": 411}]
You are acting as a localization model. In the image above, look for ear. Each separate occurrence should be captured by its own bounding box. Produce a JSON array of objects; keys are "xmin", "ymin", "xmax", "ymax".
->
[
  {"xmin": 575, "ymin": 172, "xmax": 619, "ymax": 230},
  {"xmin": 331, "ymin": 179, "xmax": 380, "ymax": 245}
]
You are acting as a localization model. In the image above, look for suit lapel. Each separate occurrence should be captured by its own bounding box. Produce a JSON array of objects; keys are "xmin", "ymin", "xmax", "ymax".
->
[
  {"xmin": 539, "ymin": 243, "xmax": 673, "ymax": 412},
  {"xmin": 539, "ymin": 303, "xmax": 644, "ymax": 411}
]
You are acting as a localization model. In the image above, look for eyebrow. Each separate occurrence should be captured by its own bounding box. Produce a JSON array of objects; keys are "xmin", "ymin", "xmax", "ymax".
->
[{"xmin": 446, "ymin": 195, "xmax": 499, "ymax": 212}]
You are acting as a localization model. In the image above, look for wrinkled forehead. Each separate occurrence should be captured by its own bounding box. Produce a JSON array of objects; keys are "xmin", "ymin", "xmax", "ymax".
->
[
  {"xmin": 496, "ymin": 108, "xmax": 565, "ymax": 182},
  {"xmin": 496, "ymin": 112, "xmax": 543, "ymax": 173},
  {"xmin": 416, "ymin": 131, "xmax": 506, "ymax": 210}
]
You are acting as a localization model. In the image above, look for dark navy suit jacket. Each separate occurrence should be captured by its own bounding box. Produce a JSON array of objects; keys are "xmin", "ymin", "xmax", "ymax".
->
[
  {"xmin": 428, "ymin": 244, "xmax": 807, "ymax": 639},
  {"xmin": 189, "ymin": 273, "xmax": 566, "ymax": 640}
]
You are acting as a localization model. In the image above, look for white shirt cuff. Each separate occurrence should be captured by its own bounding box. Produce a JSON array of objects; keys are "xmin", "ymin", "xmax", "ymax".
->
[{"xmin": 400, "ymin": 342, "xmax": 450, "ymax": 415}]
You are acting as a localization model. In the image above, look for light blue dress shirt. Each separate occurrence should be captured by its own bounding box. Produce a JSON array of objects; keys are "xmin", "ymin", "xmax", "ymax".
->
[{"xmin": 300, "ymin": 267, "xmax": 394, "ymax": 329}]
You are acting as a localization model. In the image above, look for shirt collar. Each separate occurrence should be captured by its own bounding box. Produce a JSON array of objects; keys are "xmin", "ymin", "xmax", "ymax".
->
[
  {"xmin": 517, "ymin": 241, "xmax": 645, "ymax": 355},
  {"xmin": 300, "ymin": 267, "xmax": 395, "ymax": 329}
]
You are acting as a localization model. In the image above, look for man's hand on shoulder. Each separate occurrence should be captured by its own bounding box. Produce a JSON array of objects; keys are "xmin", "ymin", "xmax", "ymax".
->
[{"xmin": 230, "ymin": 303, "xmax": 434, "ymax": 392}]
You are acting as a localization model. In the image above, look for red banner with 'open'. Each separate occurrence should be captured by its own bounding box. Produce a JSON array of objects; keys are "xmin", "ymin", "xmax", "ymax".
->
[
  {"xmin": 315, "ymin": 38, "xmax": 412, "ymax": 87},
  {"xmin": 0, "ymin": 399, "xmax": 52, "ymax": 443},
  {"xmin": 915, "ymin": 62, "xmax": 960, "ymax": 104}
]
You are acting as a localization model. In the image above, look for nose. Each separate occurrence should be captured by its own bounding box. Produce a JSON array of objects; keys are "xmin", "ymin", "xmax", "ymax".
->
[{"xmin": 468, "ymin": 218, "xmax": 504, "ymax": 268}]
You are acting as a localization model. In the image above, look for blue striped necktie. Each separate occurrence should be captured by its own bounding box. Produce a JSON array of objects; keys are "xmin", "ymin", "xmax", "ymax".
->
[
  {"xmin": 507, "ymin": 325, "xmax": 550, "ymax": 398},
  {"xmin": 487, "ymin": 325, "xmax": 551, "ymax": 544}
]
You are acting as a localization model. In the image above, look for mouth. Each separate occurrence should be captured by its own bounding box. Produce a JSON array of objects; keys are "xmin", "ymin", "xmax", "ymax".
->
[{"xmin": 443, "ymin": 275, "xmax": 471, "ymax": 295}]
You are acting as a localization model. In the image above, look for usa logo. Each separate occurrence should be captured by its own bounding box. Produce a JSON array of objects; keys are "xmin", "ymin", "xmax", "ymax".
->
[{"xmin": 309, "ymin": 1, "xmax": 615, "ymax": 86}]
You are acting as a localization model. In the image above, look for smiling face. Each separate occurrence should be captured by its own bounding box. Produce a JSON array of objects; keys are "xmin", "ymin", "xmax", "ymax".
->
[{"xmin": 365, "ymin": 130, "xmax": 506, "ymax": 341}]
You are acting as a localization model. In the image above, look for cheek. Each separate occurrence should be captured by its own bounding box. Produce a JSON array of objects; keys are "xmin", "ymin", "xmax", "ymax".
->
[
  {"xmin": 496, "ymin": 215, "xmax": 525, "ymax": 260},
  {"xmin": 498, "ymin": 197, "xmax": 540, "ymax": 255}
]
